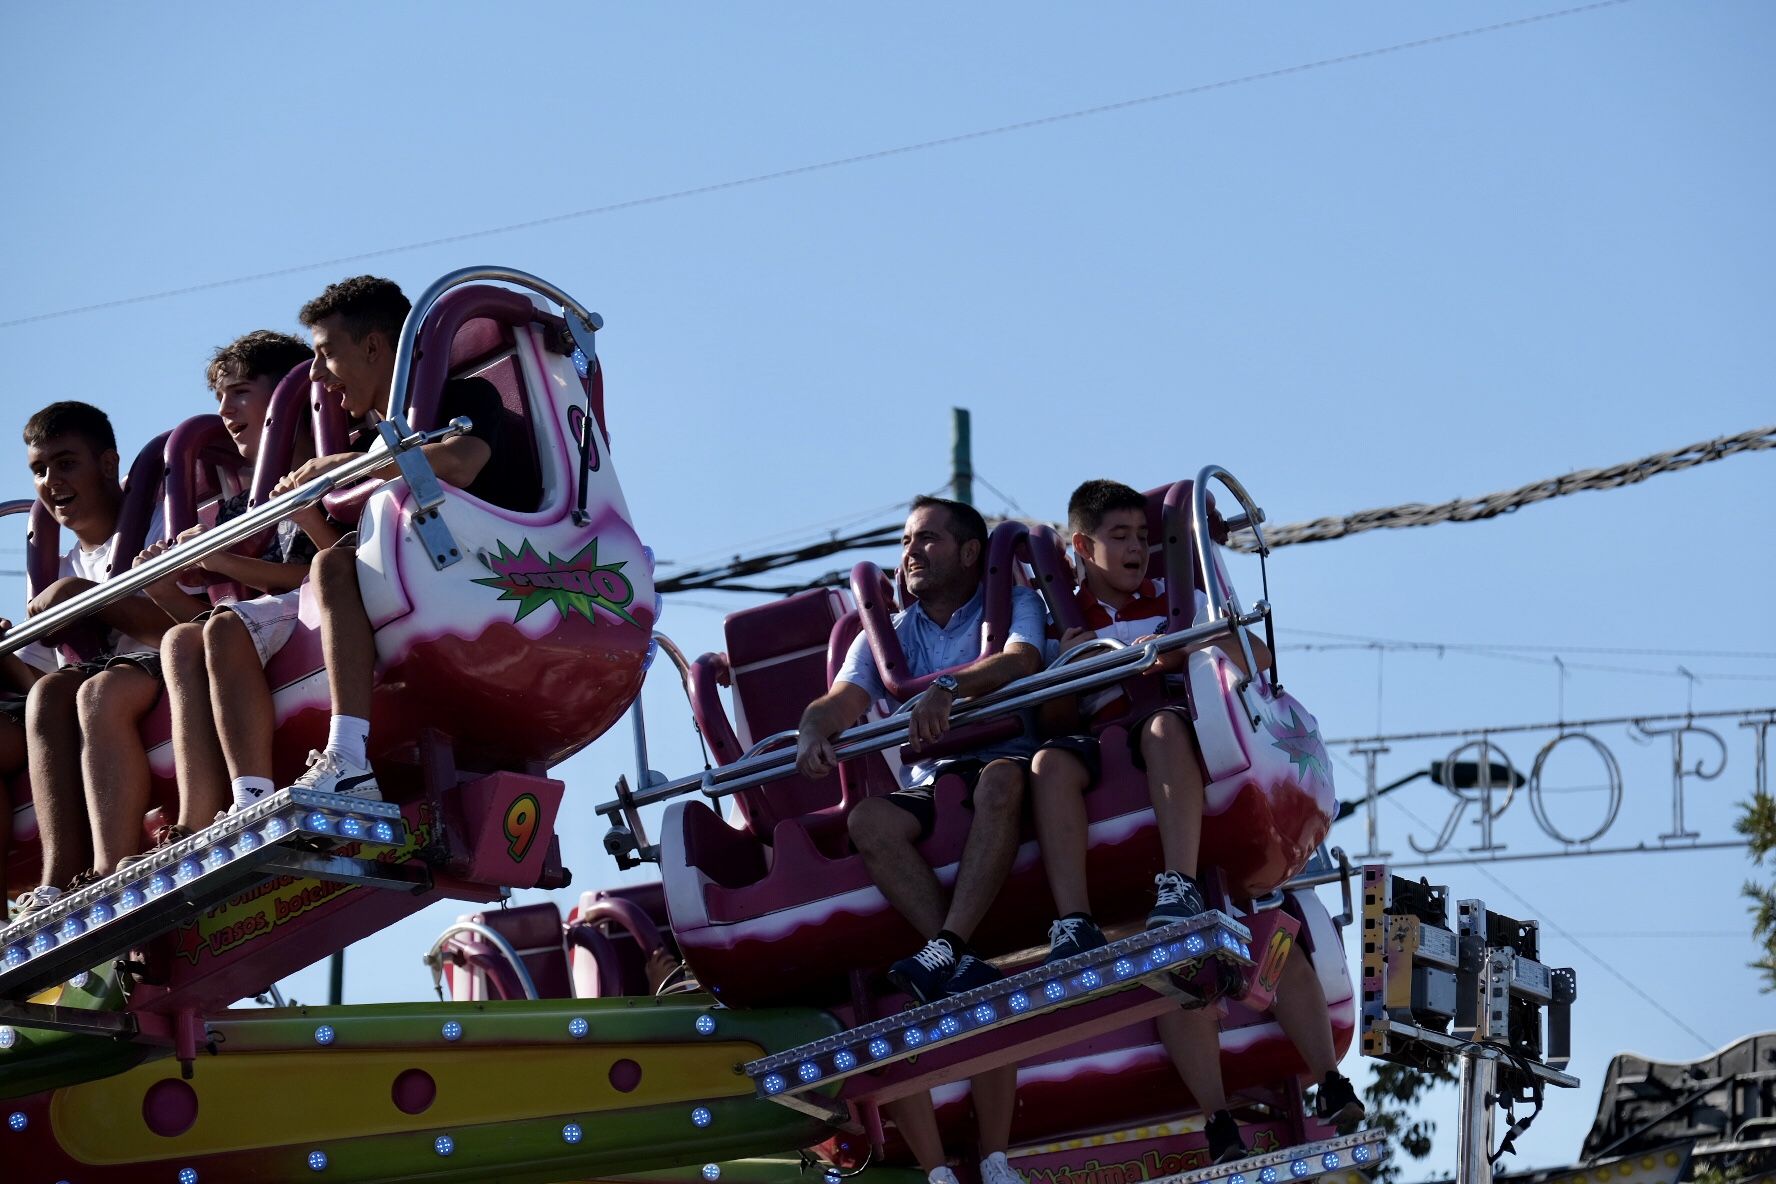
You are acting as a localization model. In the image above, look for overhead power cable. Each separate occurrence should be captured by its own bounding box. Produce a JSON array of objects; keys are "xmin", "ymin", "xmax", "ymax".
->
[
  {"xmin": 1227, "ymin": 423, "xmax": 1776, "ymax": 551},
  {"xmin": 0, "ymin": 0, "xmax": 1631, "ymax": 330}
]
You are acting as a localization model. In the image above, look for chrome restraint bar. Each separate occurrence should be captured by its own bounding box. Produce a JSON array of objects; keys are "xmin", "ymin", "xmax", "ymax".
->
[{"xmin": 0, "ymin": 417, "xmax": 467, "ymax": 658}]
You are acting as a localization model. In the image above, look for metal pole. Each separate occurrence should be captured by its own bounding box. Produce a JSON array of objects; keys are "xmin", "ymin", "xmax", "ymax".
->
[
  {"xmin": 1456, "ymin": 946, "xmax": 1511, "ymax": 1184},
  {"xmin": 1352, "ymin": 742, "xmax": 1391, "ymax": 859},
  {"xmin": 951, "ymin": 408, "xmax": 973, "ymax": 506},
  {"xmin": 1455, "ymin": 1049, "xmax": 1496, "ymax": 1184},
  {"xmin": 328, "ymin": 951, "xmax": 344, "ymax": 1006}
]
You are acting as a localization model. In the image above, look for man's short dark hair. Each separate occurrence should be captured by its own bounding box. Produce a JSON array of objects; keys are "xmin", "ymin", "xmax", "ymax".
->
[
  {"xmin": 909, "ymin": 494, "xmax": 989, "ymax": 561},
  {"xmin": 206, "ymin": 330, "xmax": 313, "ymax": 393},
  {"xmin": 1067, "ymin": 479, "xmax": 1148, "ymax": 535},
  {"xmin": 298, "ymin": 275, "xmax": 411, "ymax": 345},
  {"xmin": 23, "ymin": 401, "xmax": 116, "ymax": 456}
]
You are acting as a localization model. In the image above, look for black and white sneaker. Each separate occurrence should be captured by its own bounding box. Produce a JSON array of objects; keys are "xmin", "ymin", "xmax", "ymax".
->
[
  {"xmin": 888, "ymin": 937, "xmax": 959, "ymax": 1004},
  {"xmin": 287, "ymin": 749, "xmax": 381, "ymax": 802},
  {"xmin": 943, "ymin": 953, "xmax": 1005, "ymax": 995},
  {"xmin": 1045, "ymin": 916, "xmax": 1109, "ymax": 964},
  {"xmin": 1147, "ymin": 870, "xmax": 1206, "ymax": 929},
  {"xmin": 1314, "ymin": 1071, "xmax": 1365, "ymax": 1133}
]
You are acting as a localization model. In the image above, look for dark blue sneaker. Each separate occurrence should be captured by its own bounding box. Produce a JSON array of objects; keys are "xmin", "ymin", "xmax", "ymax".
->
[
  {"xmin": 1147, "ymin": 870, "xmax": 1206, "ymax": 929},
  {"xmin": 888, "ymin": 937, "xmax": 960, "ymax": 1004},
  {"xmin": 1205, "ymin": 1110, "xmax": 1247, "ymax": 1163},
  {"xmin": 942, "ymin": 953, "xmax": 1005, "ymax": 995},
  {"xmin": 1045, "ymin": 916, "xmax": 1108, "ymax": 964},
  {"xmin": 1314, "ymin": 1071, "xmax": 1365, "ymax": 1133}
]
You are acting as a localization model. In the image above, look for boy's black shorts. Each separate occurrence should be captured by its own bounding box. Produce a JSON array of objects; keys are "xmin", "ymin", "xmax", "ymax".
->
[
  {"xmin": 1037, "ymin": 703, "xmax": 1197, "ymax": 786},
  {"xmin": 1033, "ymin": 734, "xmax": 1103, "ymax": 789},
  {"xmin": 883, "ymin": 755, "xmax": 1032, "ymax": 842}
]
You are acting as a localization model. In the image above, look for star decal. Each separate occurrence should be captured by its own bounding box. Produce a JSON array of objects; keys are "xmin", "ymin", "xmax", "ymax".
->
[{"xmin": 1265, "ymin": 704, "xmax": 1331, "ymax": 789}]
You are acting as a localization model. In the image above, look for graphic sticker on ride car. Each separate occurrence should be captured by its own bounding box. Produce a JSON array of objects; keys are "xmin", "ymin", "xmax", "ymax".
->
[{"xmin": 473, "ymin": 537, "xmax": 638, "ymax": 626}]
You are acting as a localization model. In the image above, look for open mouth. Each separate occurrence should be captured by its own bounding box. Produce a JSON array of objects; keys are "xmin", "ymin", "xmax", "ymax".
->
[{"xmin": 48, "ymin": 492, "xmax": 77, "ymax": 516}]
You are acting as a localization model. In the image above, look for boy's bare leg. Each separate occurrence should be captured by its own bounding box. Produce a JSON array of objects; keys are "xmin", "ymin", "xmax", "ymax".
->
[
  {"xmin": 208, "ymin": 612, "xmax": 275, "ymax": 782},
  {"xmin": 26, "ymin": 669, "xmax": 91, "ymax": 887},
  {"xmin": 0, "ymin": 717, "xmax": 22, "ymax": 891},
  {"xmin": 1141, "ymin": 712, "xmax": 1205, "ymax": 879},
  {"xmin": 1156, "ymin": 1006, "xmax": 1230, "ymax": 1114},
  {"xmin": 886, "ymin": 1094, "xmax": 948, "ymax": 1174},
  {"xmin": 164, "ymin": 622, "xmax": 228, "ymax": 829},
  {"xmin": 1030, "ymin": 748, "xmax": 1093, "ymax": 917},
  {"xmin": 941, "ymin": 760, "xmax": 1024, "ymax": 941},
  {"xmin": 314, "ymin": 545, "xmax": 373, "ymax": 720},
  {"xmin": 78, "ymin": 665, "xmax": 159, "ymax": 874},
  {"xmin": 1270, "ymin": 946, "xmax": 1339, "ymax": 1080},
  {"xmin": 972, "ymin": 1064, "xmax": 1019, "ymax": 1156},
  {"xmin": 849, "ymin": 797, "xmax": 947, "ymax": 938}
]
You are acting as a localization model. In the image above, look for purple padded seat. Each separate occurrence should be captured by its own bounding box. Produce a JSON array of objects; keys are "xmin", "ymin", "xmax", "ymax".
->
[
  {"xmin": 448, "ymin": 313, "xmax": 543, "ymax": 515},
  {"xmin": 445, "ymin": 901, "xmax": 574, "ymax": 1001},
  {"xmin": 687, "ymin": 588, "xmax": 853, "ymax": 844}
]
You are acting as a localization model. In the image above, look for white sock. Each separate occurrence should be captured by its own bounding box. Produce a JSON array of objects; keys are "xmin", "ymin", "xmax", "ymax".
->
[
  {"xmin": 231, "ymin": 776, "xmax": 276, "ymax": 810},
  {"xmin": 325, "ymin": 715, "xmax": 370, "ymax": 766}
]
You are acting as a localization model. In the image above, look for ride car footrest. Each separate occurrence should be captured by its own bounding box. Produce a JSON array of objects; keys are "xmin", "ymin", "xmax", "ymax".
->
[
  {"xmin": 1147, "ymin": 1131, "xmax": 1390, "ymax": 1184},
  {"xmin": 0, "ymin": 789, "xmax": 409, "ymax": 999},
  {"xmin": 743, "ymin": 912, "xmax": 1253, "ymax": 1101}
]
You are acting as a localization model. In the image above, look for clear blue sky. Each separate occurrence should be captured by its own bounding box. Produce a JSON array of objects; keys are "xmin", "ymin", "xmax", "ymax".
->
[{"xmin": 4, "ymin": 3, "xmax": 1773, "ymax": 1177}]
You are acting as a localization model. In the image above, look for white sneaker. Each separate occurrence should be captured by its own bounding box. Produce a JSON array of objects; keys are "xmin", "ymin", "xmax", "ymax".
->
[
  {"xmin": 929, "ymin": 1169, "xmax": 961, "ymax": 1184},
  {"xmin": 980, "ymin": 1153, "xmax": 1022, "ymax": 1184},
  {"xmin": 288, "ymin": 749, "xmax": 381, "ymax": 801},
  {"xmin": 11, "ymin": 884, "xmax": 62, "ymax": 920}
]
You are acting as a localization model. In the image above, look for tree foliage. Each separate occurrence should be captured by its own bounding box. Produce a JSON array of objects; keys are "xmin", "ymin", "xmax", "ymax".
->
[
  {"xmin": 1736, "ymin": 789, "xmax": 1776, "ymax": 991},
  {"xmin": 1362, "ymin": 1061, "xmax": 1459, "ymax": 1183}
]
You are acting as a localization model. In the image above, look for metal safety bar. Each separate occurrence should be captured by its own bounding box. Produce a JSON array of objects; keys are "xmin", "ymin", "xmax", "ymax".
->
[
  {"xmin": 388, "ymin": 266, "xmax": 603, "ymax": 427},
  {"xmin": 1191, "ymin": 465, "xmax": 1270, "ymax": 726},
  {"xmin": 594, "ymin": 608, "xmax": 1264, "ymax": 819},
  {"xmin": 0, "ymin": 417, "xmax": 468, "ymax": 658}
]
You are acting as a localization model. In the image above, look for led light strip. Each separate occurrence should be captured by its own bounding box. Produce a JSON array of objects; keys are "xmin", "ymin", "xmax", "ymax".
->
[
  {"xmin": 0, "ymin": 790, "xmax": 405, "ymax": 997},
  {"xmin": 1143, "ymin": 1130, "xmax": 1390, "ymax": 1184},
  {"xmin": 744, "ymin": 914, "xmax": 1253, "ymax": 1099}
]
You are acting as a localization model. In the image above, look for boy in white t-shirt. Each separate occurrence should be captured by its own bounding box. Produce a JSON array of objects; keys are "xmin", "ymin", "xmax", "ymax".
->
[
  {"xmin": 9, "ymin": 403, "xmax": 184, "ymax": 916},
  {"xmin": 1029, "ymin": 479, "xmax": 1361, "ymax": 1161},
  {"xmin": 114, "ymin": 331, "xmax": 321, "ymax": 861}
]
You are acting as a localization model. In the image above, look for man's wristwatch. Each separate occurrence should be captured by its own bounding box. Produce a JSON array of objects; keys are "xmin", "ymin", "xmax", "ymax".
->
[{"xmin": 930, "ymin": 674, "xmax": 961, "ymax": 698}]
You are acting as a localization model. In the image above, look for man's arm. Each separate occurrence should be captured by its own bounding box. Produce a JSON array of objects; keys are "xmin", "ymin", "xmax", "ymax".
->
[
  {"xmin": 905, "ymin": 642, "xmax": 1042, "ymax": 750},
  {"xmin": 795, "ymin": 682, "xmax": 875, "ymax": 780}
]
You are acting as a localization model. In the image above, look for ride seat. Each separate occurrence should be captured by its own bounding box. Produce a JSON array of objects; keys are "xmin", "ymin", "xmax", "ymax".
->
[
  {"xmin": 444, "ymin": 902, "xmax": 574, "ymax": 1001},
  {"xmin": 446, "ymin": 314, "xmax": 543, "ymax": 515},
  {"xmin": 687, "ymin": 588, "xmax": 852, "ymax": 843}
]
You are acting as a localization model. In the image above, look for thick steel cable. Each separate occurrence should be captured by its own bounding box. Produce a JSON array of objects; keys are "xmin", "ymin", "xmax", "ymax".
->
[{"xmin": 1226, "ymin": 424, "xmax": 1776, "ymax": 552}]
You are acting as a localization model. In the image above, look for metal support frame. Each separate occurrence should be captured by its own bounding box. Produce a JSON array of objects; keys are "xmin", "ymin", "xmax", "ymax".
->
[
  {"xmin": 745, "ymin": 914, "xmax": 1252, "ymax": 1102},
  {"xmin": 0, "ymin": 998, "xmax": 140, "ymax": 1038},
  {"xmin": 1144, "ymin": 1129, "xmax": 1390, "ymax": 1184},
  {"xmin": 375, "ymin": 414, "xmax": 464, "ymax": 569},
  {"xmin": 0, "ymin": 790, "xmax": 409, "ymax": 1000}
]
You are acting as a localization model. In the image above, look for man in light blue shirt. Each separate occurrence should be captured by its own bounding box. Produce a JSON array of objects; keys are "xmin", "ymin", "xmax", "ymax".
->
[{"xmin": 797, "ymin": 495, "xmax": 1044, "ymax": 1184}]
